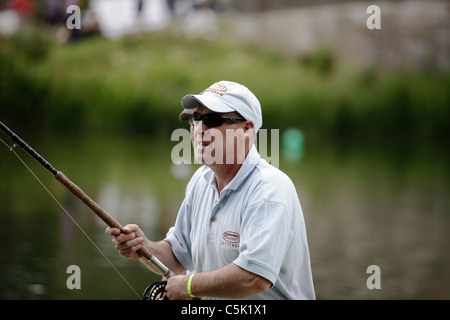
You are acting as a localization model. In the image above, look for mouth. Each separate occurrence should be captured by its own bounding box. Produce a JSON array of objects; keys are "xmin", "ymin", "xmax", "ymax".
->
[
  {"xmin": 195, "ymin": 135, "xmax": 213, "ymax": 150},
  {"xmin": 198, "ymin": 141, "xmax": 211, "ymax": 150}
]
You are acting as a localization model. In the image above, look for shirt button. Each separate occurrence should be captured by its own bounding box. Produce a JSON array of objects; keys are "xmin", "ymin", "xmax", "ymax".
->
[
  {"xmin": 214, "ymin": 200, "xmax": 218, "ymax": 204},
  {"xmin": 211, "ymin": 217, "xmax": 216, "ymax": 222}
]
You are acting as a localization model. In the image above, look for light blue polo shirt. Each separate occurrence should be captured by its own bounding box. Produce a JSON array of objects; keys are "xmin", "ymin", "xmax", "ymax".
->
[{"xmin": 164, "ymin": 145, "xmax": 315, "ymax": 300}]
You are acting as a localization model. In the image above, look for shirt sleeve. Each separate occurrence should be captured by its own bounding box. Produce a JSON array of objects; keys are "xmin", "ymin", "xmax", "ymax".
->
[
  {"xmin": 233, "ymin": 199, "xmax": 293, "ymax": 286},
  {"xmin": 164, "ymin": 197, "xmax": 194, "ymax": 271},
  {"xmin": 163, "ymin": 165, "xmax": 207, "ymax": 271}
]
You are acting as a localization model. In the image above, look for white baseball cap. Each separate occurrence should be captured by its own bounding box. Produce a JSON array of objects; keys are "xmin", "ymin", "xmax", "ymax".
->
[{"xmin": 181, "ymin": 80, "xmax": 263, "ymax": 132}]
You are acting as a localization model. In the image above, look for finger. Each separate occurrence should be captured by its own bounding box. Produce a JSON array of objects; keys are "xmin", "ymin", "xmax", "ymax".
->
[
  {"xmin": 112, "ymin": 232, "xmax": 137, "ymax": 245},
  {"xmin": 116, "ymin": 240, "xmax": 144, "ymax": 257},
  {"xmin": 115, "ymin": 236, "xmax": 144, "ymax": 250},
  {"xmin": 131, "ymin": 241, "xmax": 145, "ymax": 252},
  {"xmin": 117, "ymin": 246, "xmax": 138, "ymax": 257},
  {"xmin": 105, "ymin": 227, "xmax": 121, "ymax": 236},
  {"xmin": 165, "ymin": 280, "xmax": 173, "ymax": 300}
]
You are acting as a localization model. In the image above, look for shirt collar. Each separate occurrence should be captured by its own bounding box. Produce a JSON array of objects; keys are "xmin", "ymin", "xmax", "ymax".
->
[{"xmin": 204, "ymin": 145, "xmax": 260, "ymax": 192}]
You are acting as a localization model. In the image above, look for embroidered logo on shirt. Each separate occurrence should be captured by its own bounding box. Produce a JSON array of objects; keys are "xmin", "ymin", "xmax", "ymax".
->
[{"xmin": 220, "ymin": 231, "xmax": 240, "ymax": 248}]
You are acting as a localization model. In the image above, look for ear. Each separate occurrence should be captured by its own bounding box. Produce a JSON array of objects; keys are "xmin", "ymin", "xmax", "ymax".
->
[
  {"xmin": 243, "ymin": 121, "xmax": 256, "ymax": 145},
  {"xmin": 243, "ymin": 120, "xmax": 255, "ymax": 132}
]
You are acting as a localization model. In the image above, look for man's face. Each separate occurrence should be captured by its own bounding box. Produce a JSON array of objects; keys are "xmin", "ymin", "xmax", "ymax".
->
[{"xmin": 191, "ymin": 105, "xmax": 254, "ymax": 166}]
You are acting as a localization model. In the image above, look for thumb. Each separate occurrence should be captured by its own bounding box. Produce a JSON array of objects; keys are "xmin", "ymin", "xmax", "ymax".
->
[
  {"xmin": 123, "ymin": 224, "xmax": 146, "ymax": 239},
  {"xmin": 122, "ymin": 224, "xmax": 139, "ymax": 233}
]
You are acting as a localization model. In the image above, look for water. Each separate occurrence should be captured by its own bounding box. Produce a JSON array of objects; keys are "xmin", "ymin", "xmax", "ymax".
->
[{"xmin": 0, "ymin": 135, "xmax": 449, "ymax": 299}]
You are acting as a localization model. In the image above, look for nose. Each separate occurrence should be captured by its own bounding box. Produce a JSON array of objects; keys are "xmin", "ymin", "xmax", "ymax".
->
[{"xmin": 194, "ymin": 120, "xmax": 208, "ymax": 134}]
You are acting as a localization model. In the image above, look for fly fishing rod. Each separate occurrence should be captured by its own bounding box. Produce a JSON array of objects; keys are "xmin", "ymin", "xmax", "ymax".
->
[{"xmin": 0, "ymin": 121, "xmax": 174, "ymax": 299}]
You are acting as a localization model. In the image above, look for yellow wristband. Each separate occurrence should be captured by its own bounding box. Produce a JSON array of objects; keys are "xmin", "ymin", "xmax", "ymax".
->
[{"xmin": 187, "ymin": 274, "xmax": 196, "ymax": 298}]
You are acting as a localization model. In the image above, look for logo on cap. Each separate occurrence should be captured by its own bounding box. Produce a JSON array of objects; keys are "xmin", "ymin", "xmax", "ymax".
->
[{"xmin": 203, "ymin": 82, "xmax": 227, "ymax": 96}]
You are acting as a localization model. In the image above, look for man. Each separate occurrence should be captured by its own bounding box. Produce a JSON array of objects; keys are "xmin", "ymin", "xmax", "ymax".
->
[{"xmin": 106, "ymin": 81, "xmax": 315, "ymax": 300}]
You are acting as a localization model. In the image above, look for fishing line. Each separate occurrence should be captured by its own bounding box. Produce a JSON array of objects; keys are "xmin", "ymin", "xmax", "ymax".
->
[{"xmin": 0, "ymin": 137, "xmax": 141, "ymax": 299}]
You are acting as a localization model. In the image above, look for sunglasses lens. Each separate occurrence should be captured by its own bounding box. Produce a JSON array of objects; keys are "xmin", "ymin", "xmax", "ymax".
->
[
  {"xmin": 204, "ymin": 114, "xmax": 223, "ymax": 127},
  {"xmin": 192, "ymin": 112, "xmax": 223, "ymax": 128},
  {"xmin": 192, "ymin": 112, "xmax": 201, "ymax": 122}
]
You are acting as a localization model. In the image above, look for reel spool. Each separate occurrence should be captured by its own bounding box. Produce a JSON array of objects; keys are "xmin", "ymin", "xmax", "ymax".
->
[{"xmin": 142, "ymin": 281, "xmax": 168, "ymax": 300}]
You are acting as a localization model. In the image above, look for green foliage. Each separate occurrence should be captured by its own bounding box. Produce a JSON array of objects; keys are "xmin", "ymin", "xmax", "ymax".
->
[
  {"xmin": 1, "ymin": 30, "xmax": 449, "ymax": 147},
  {"xmin": 299, "ymin": 48, "xmax": 335, "ymax": 75}
]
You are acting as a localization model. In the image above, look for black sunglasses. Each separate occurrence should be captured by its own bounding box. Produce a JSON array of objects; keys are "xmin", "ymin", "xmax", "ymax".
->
[{"xmin": 192, "ymin": 111, "xmax": 246, "ymax": 128}]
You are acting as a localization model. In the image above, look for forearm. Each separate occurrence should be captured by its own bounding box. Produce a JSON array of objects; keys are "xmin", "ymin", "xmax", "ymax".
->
[
  {"xmin": 190, "ymin": 263, "xmax": 271, "ymax": 299},
  {"xmin": 146, "ymin": 239, "xmax": 186, "ymax": 276}
]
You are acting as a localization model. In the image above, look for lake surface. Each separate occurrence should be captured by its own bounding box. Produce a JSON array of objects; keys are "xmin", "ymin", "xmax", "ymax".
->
[{"xmin": 0, "ymin": 134, "xmax": 449, "ymax": 299}]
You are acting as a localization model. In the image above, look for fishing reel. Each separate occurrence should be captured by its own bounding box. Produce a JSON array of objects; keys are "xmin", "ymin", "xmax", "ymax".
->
[{"xmin": 142, "ymin": 281, "xmax": 168, "ymax": 300}]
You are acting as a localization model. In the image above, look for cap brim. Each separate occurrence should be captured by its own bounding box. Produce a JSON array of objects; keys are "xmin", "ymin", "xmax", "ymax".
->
[
  {"xmin": 181, "ymin": 94, "xmax": 235, "ymax": 113},
  {"xmin": 179, "ymin": 108, "xmax": 195, "ymax": 122}
]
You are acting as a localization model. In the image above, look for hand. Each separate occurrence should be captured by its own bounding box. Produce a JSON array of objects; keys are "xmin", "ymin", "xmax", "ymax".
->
[
  {"xmin": 166, "ymin": 275, "xmax": 192, "ymax": 300},
  {"xmin": 105, "ymin": 224, "xmax": 146, "ymax": 260}
]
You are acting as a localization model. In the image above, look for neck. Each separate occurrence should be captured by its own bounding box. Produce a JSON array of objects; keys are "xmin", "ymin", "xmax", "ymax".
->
[
  {"xmin": 208, "ymin": 144, "xmax": 253, "ymax": 194},
  {"xmin": 204, "ymin": 135, "xmax": 255, "ymax": 195},
  {"xmin": 209, "ymin": 162, "xmax": 242, "ymax": 195}
]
